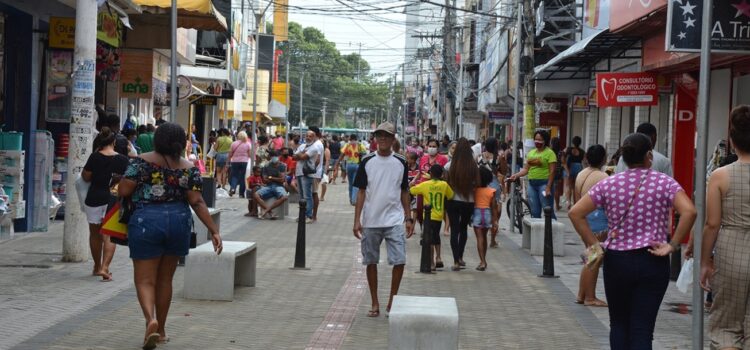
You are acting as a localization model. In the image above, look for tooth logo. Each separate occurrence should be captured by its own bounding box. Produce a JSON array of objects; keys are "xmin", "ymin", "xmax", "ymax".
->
[{"xmin": 601, "ymin": 78, "xmax": 617, "ymax": 101}]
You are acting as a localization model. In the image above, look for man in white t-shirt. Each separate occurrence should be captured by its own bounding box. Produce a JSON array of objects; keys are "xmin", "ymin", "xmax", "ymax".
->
[
  {"xmin": 308, "ymin": 127, "xmax": 325, "ymax": 222},
  {"xmin": 293, "ymin": 128, "xmax": 322, "ymax": 223},
  {"xmin": 353, "ymin": 122, "xmax": 415, "ymax": 318}
]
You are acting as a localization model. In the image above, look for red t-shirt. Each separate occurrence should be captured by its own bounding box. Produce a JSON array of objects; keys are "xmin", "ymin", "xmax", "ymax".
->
[
  {"xmin": 281, "ymin": 156, "xmax": 296, "ymax": 176},
  {"xmin": 247, "ymin": 175, "xmax": 264, "ymax": 188},
  {"xmin": 417, "ymin": 154, "xmax": 448, "ymax": 183}
]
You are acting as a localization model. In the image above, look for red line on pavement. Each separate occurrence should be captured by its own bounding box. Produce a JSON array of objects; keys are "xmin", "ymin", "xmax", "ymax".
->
[{"xmin": 305, "ymin": 242, "xmax": 367, "ymax": 350}]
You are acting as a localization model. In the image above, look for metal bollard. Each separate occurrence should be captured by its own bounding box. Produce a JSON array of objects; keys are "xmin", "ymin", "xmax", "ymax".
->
[
  {"xmin": 539, "ymin": 206, "xmax": 558, "ymax": 278},
  {"xmin": 419, "ymin": 205, "xmax": 433, "ymax": 273},
  {"xmin": 291, "ymin": 200, "xmax": 308, "ymax": 269}
]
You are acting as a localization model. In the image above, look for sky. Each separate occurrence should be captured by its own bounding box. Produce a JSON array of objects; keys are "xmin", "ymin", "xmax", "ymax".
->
[{"xmin": 284, "ymin": 0, "xmax": 409, "ymax": 76}]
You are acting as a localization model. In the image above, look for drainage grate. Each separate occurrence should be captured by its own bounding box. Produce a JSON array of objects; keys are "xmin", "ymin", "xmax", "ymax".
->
[{"xmin": 0, "ymin": 264, "xmax": 53, "ymax": 269}]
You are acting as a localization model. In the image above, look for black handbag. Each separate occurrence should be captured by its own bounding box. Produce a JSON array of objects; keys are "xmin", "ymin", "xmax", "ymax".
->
[{"xmin": 190, "ymin": 218, "xmax": 197, "ymax": 249}]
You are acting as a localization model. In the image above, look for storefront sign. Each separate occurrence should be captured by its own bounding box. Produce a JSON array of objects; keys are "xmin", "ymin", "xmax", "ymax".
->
[
  {"xmin": 192, "ymin": 96, "xmax": 217, "ymax": 106},
  {"xmin": 120, "ymin": 50, "xmax": 153, "ymax": 99},
  {"xmin": 610, "ymin": 0, "xmax": 667, "ymax": 32},
  {"xmin": 667, "ymin": 0, "xmax": 750, "ymax": 53},
  {"xmin": 672, "ymin": 84, "xmax": 696, "ymax": 197},
  {"xmin": 588, "ymin": 87, "xmax": 598, "ymax": 107},
  {"xmin": 571, "ymin": 94, "xmax": 590, "ymax": 111},
  {"xmin": 49, "ymin": 17, "xmax": 76, "ymax": 49},
  {"xmin": 596, "ymin": 72, "xmax": 658, "ymax": 107},
  {"xmin": 97, "ymin": 11, "xmax": 121, "ymax": 47}
]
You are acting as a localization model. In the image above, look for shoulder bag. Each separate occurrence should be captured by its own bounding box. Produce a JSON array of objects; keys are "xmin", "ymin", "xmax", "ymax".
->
[
  {"xmin": 584, "ymin": 170, "xmax": 650, "ymax": 270},
  {"xmin": 301, "ymin": 145, "xmax": 317, "ymax": 176}
]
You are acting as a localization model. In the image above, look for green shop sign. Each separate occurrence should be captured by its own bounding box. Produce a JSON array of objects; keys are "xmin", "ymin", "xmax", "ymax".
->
[{"xmin": 122, "ymin": 77, "xmax": 149, "ymax": 94}]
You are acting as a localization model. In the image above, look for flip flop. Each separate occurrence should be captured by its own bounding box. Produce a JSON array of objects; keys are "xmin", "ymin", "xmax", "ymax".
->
[
  {"xmin": 158, "ymin": 336, "xmax": 170, "ymax": 344},
  {"xmin": 142, "ymin": 333, "xmax": 159, "ymax": 350},
  {"xmin": 367, "ymin": 309, "xmax": 380, "ymax": 317},
  {"xmin": 575, "ymin": 299, "xmax": 584, "ymax": 305},
  {"xmin": 435, "ymin": 262, "xmax": 444, "ymax": 268},
  {"xmin": 475, "ymin": 265, "xmax": 486, "ymax": 271}
]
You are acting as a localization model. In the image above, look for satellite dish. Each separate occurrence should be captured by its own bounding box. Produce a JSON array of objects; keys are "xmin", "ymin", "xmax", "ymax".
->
[{"xmin": 536, "ymin": 1, "xmax": 545, "ymax": 37}]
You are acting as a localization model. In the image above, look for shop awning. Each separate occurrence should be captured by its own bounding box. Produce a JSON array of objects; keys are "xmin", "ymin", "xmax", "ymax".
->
[
  {"xmin": 533, "ymin": 29, "xmax": 641, "ymax": 81},
  {"xmin": 131, "ymin": 0, "xmax": 227, "ymax": 31}
]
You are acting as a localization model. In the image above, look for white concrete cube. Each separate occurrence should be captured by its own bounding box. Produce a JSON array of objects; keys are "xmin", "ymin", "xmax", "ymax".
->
[
  {"xmin": 389, "ymin": 296, "xmax": 459, "ymax": 350},
  {"xmin": 191, "ymin": 207, "xmax": 221, "ymax": 246},
  {"xmin": 523, "ymin": 218, "xmax": 565, "ymax": 256},
  {"xmin": 183, "ymin": 241, "xmax": 256, "ymax": 301}
]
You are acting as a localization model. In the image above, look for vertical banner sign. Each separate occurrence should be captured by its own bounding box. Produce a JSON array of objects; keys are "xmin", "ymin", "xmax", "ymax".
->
[
  {"xmin": 671, "ymin": 84, "xmax": 696, "ymax": 242},
  {"xmin": 596, "ymin": 72, "xmax": 659, "ymax": 107},
  {"xmin": 667, "ymin": 0, "xmax": 750, "ymax": 52},
  {"xmin": 274, "ymin": 0, "xmax": 289, "ymax": 42}
]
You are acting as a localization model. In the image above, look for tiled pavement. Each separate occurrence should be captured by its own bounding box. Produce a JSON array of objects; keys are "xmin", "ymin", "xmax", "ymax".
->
[{"xmin": 0, "ymin": 184, "xmax": 707, "ymax": 349}]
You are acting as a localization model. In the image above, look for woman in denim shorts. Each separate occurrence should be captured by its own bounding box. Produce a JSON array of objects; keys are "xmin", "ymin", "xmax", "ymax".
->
[
  {"xmin": 573, "ymin": 144, "xmax": 609, "ymax": 307},
  {"xmin": 119, "ymin": 123, "xmax": 223, "ymax": 349}
]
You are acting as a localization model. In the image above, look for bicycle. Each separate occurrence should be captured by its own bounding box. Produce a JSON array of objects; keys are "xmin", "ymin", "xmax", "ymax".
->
[{"xmin": 505, "ymin": 178, "xmax": 531, "ymax": 232}]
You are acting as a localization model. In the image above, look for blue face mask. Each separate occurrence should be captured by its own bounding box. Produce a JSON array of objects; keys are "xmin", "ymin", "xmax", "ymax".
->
[{"xmin": 271, "ymin": 157, "xmax": 279, "ymax": 163}]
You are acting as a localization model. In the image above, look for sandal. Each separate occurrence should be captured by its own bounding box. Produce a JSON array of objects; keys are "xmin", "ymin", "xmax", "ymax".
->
[
  {"xmin": 475, "ymin": 265, "xmax": 486, "ymax": 271},
  {"xmin": 367, "ymin": 309, "xmax": 380, "ymax": 317},
  {"xmin": 435, "ymin": 261, "xmax": 444, "ymax": 269},
  {"xmin": 452, "ymin": 264, "xmax": 461, "ymax": 271}
]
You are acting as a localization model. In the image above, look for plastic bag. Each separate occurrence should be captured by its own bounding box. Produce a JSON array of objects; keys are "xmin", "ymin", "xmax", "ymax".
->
[
  {"xmin": 216, "ymin": 188, "xmax": 229, "ymax": 199},
  {"xmin": 75, "ymin": 175, "xmax": 91, "ymax": 211},
  {"xmin": 676, "ymin": 258, "xmax": 693, "ymax": 293}
]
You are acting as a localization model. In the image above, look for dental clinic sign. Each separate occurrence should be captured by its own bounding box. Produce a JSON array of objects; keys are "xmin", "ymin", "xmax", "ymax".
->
[
  {"xmin": 596, "ymin": 72, "xmax": 659, "ymax": 107},
  {"xmin": 667, "ymin": 0, "xmax": 750, "ymax": 52}
]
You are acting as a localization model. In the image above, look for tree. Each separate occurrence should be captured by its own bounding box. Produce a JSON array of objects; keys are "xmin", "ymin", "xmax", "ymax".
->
[{"xmin": 276, "ymin": 22, "xmax": 392, "ymax": 129}]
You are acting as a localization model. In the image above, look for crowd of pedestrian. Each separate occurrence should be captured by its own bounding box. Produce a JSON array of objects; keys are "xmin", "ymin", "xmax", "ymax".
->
[{"xmin": 81, "ymin": 104, "xmax": 750, "ymax": 349}]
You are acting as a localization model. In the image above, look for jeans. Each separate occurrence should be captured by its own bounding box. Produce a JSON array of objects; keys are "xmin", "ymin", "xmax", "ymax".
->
[
  {"xmin": 298, "ymin": 175, "xmax": 314, "ymax": 218},
  {"xmin": 446, "ymin": 200, "xmax": 473, "ymax": 263},
  {"xmin": 603, "ymin": 248, "xmax": 670, "ymax": 350},
  {"xmin": 229, "ymin": 162, "xmax": 248, "ymax": 196},
  {"xmin": 346, "ymin": 162, "xmax": 359, "ymax": 204},
  {"xmin": 527, "ymin": 179, "xmax": 556, "ymax": 219}
]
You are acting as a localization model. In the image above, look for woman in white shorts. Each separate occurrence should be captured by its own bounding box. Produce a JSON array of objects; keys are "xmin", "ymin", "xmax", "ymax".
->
[{"xmin": 82, "ymin": 126, "xmax": 130, "ymax": 281}]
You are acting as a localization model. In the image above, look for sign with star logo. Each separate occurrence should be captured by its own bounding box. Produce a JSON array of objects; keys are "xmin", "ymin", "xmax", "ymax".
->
[{"xmin": 667, "ymin": 0, "xmax": 750, "ymax": 52}]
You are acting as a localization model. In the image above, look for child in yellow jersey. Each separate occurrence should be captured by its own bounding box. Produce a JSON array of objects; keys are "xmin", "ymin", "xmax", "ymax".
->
[
  {"xmin": 473, "ymin": 167, "xmax": 499, "ymax": 271},
  {"xmin": 410, "ymin": 164, "xmax": 454, "ymax": 271}
]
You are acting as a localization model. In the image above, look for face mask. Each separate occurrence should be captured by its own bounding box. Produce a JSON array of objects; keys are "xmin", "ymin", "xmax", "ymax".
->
[
  {"xmin": 534, "ymin": 141, "xmax": 544, "ymax": 149},
  {"xmin": 271, "ymin": 157, "xmax": 279, "ymax": 163},
  {"xmin": 428, "ymin": 147, "xmax": 438, "ymax": 156}
]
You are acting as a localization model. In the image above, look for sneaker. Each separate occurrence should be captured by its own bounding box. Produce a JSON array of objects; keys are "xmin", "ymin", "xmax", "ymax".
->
[{"xmin": 305, "ymin": 218, "xmax": 315, "ymax": 224}]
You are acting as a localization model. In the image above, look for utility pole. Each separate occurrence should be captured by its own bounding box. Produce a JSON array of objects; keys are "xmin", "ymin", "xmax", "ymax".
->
[
  {"xmin": 285, "ymin": 55, "xmax": 290, "ymax": 146},
  {"xmin": 510, "ymin": 0, "xmax": 523, "ymax": 234},
  {"xmin": 251, "ymin": 2, "xmax": 272, "ymax": 169},
  {"xmin": 458, "ymin": 24, "xmax": 464, "ymax": 139},
  {"xmin": 357, "ymin": 42, "xmax": 363, "ymax": 83},
  {"xmin": 321, "ymin": 97, "xmax": 327, "ymax": 129},
  {"xmin": 522, "ymin": 0, "xmax": 536, "ymax": 143},
  {"xmin": 442, "ymin": 0, "xmax": 455, "ymax": 139},
  {"xmin": 63, "ymin": 0, "xmax": 97, "ymax": 262},
  {"xmin": 299, "ymin": 72, "xmax": 304, "ymax": 126}
]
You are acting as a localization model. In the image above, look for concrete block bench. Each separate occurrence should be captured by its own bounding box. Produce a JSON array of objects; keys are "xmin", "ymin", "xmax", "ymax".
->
[
  {"xmin": 183, "ymin": 241, "xmax": 257, "ymax": 301},
  {"xmin": 389, "ymin": 296, "xmax": 459, "ymax": 350},
  {"xmin": 523, "ymin": 217, "xmax": 565, "ymax": 257},
  {"xmin": 191, "ymin": 207, "xmax": 221, "ymax": 246}
]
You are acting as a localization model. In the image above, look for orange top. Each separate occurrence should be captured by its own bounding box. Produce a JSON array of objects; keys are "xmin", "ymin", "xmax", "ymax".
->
[{"xmin": 474, "ymin": 187, "xmax": 496, "ymax": 209}]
